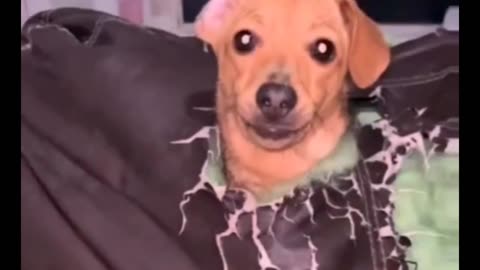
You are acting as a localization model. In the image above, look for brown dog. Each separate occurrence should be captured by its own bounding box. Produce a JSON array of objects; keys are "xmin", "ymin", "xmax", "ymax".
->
[{"xmin": 195, "ymin": 0, "xmax": 390, "ymax": 199}]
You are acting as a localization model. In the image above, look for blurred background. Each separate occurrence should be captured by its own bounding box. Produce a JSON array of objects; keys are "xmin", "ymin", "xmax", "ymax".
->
[
  {"xmin": 21, "ymin": 0, "xmax": 459, "ymax": 44},
  {"xmin": 181, "ymin": 0, "xmax": 459, "ymax": 23}
]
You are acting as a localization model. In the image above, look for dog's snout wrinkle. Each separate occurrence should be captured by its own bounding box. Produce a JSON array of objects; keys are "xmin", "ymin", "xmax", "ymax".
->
[{"xmin": 268, "ymin": 72, "xmax": 290, "ymax": 84}]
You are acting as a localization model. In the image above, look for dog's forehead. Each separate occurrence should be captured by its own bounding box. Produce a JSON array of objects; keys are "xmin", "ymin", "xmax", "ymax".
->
[{"xmin": 242, "ymin": 0, "xmax": 344, "ymax": 24}]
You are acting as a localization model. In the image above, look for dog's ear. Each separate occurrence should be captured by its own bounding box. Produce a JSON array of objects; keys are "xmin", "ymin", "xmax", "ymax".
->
[
  {"xmin": 195, "ymin": 0, "xmax": 239, "ymax": 45},
  {"xmin": 340, "ymin": 0, "xmax": 390, "ymax": 89}
]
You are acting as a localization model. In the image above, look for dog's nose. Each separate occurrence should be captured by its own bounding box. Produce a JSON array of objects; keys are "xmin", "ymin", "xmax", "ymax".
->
[{"xmin": 256, "ymin": 83, "xmax": 297, "ymax": 121}]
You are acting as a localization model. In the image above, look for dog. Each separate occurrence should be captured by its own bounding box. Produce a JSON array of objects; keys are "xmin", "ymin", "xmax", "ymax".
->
[{"xmin": 195, "ymin": 0, "xmax": 390, "ymax": 200}]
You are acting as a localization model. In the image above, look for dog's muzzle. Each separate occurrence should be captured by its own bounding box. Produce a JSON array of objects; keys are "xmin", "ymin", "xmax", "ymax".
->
[
  {"xmin": 250, "ymin": 82, "xmax": 300, "ymax": 140},
  {"xmin": 256, "ymin": 82, "xmax": 297, "ymax": 122}
]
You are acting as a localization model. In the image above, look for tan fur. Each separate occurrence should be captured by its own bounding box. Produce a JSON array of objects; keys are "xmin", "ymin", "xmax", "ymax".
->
[{"xmin": 196, "ymin": 0, "xmax": 390, "ymax": 198}]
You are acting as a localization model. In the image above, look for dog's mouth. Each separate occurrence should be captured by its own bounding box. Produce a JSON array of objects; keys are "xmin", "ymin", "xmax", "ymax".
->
[
  {"xmin": 239, "ymin": 116, "xmax": 311, "ymax": 150},
  {"xmin": 246, "ymin": 122, "xmax": 305, "ymax": 140}
]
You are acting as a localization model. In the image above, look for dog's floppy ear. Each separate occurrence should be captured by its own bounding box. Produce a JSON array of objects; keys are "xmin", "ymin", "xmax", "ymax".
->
[
  {"xmin": 195, "ymin": 0, "xmax": 239, "ymax": 45},
  {"xmin": 340, "ymin": 0, "xmax": 390, "ymax": 89}
]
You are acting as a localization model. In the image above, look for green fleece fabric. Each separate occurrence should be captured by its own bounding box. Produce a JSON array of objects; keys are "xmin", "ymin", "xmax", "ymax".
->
[{"xmin": 394, "ymin": 154, "xmax": 459, "ymax": 270}]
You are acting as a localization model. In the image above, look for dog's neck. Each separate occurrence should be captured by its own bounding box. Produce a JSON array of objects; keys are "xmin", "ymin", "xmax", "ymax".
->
[
  {"xmin": 206, "ymin": 116, "xmax": 357, "ymax": 203},
  {"xmin": 218, "ymin": 100, "xmax": 353, "ymax": 199}
]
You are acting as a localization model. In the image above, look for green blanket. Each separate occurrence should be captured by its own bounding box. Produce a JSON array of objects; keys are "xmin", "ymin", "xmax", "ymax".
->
[{"xmin": 395, "ymin": 154, "xmax": 459, "ymax": 270}]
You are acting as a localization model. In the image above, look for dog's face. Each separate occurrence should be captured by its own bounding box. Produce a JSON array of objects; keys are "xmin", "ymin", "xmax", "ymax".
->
[{"xmin": 196, "ymin": 0, "xmax": 390, "ymax": 151}]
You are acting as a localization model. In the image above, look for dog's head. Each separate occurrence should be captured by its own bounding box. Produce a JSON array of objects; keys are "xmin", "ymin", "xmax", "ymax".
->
[{"xmin": 196, "ymin": 0, "xmax": 390, "ymax": 151}]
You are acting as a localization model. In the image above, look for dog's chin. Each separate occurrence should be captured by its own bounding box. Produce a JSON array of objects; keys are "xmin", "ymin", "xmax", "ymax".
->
[{"xmin": 240, "ymin": 117, "xmax": 310, "ymax": 151}]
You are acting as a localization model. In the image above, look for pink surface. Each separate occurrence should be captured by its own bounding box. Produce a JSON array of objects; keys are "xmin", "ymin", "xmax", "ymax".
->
[
  {"xmin": 22, "ymin": 0, "xmax": 29, "ymax": 18},
  {"xmin": 21, "ymin": 0, "xmax": 150, "ymax": 26},
  {"xmin": 119, "ymin": 0, "xmax": 143, "ymax": 24}
]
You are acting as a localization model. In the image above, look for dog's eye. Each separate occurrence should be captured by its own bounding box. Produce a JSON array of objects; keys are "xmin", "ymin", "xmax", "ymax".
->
[
  {"xmin": 233, "ymin": 30, "xmax": 257, "ymax": 54},
  {"xmin": 309, "ymin": 39, "xmax": 335, "ymax": 63}
]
